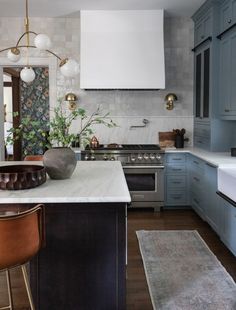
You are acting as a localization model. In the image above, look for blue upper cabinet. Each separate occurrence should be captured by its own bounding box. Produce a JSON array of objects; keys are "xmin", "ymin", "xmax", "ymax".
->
[
  {"xmin": 192, "ymin": 0, "xmax": 236, "ymax": 150},
  {"xmin": 194, "ymin": 10, "xmax": 213, "ymax": 46},
  {"xmin": 218, "ymin": 27, "xmax": 236, "ymax": 118},
  {"xmin": 219, "ymin": 0, "xmax": 236, "ymax": 33}
]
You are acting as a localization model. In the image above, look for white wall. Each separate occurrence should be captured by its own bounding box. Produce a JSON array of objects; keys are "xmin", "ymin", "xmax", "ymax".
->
[{"xmin": 0, "ymin": 15, "xmax": 194, "ymax": 146}]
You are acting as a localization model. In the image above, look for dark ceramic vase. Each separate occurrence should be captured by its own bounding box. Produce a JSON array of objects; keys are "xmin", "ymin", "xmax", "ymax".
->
[{"xmin": 43, "ymin": 147, "xmax": 77, "ymax": 179}]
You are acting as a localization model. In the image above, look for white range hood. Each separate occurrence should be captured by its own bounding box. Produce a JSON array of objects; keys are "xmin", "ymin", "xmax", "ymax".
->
[{"xmin": 80, "ymin": 10, "xmax": 165, "ymax": 90}]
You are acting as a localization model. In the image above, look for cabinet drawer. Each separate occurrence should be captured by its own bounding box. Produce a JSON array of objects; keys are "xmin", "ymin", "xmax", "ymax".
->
[
  {"xmin": 166, "ymin": 175, "xmax": 186, "ymax": 188},
  {"xmin": 166, "ymin": 190, "xmax": 187, "ymax": 205},
  {"xmin": 166, "ymin": 165, "xmax": 186, "ymax": 174},
  {"xmin": 189, "ymin": 171, "xmax": 203, "ymax": 190},
  {"xmin": 189, "ymin": 156, "xmax": 205, "ymax": 171},
  {"xmin": 166, "ymin": 153, "xmax": 186, "ymax": 164}
]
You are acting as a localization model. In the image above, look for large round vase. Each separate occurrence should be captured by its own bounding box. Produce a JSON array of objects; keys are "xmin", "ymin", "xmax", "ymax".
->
[{"xmin": 43, "ymin": 147, "xmax": 77, "ymax": 179}]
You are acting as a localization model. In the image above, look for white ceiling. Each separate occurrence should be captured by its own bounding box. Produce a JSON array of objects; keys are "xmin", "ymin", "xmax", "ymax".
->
[{"xmin": 0, "ymin": 0, "xmax": 205, "ymax": 18}]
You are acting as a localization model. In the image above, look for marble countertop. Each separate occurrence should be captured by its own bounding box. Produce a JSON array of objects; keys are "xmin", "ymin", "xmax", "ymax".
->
[
  {"xmin": 165, "ymin": 147, "xmax": 236, "ymax": 167},
  {"xmin": 0, "ymin": 161, "xmax": 131, "ymax": 204}
]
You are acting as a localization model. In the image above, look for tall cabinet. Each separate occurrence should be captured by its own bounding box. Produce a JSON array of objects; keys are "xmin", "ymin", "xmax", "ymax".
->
[
  {"xmin": 192, "ymin": 0, "xmax": 236, "ymax": 151},
  {"xmin": 218, "ymin": 0, "xmax": 236, "ymax": 119}
]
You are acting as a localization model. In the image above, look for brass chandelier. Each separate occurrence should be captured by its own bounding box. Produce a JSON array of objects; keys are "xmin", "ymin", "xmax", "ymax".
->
[{"xmin": 0, "ymin": 0, "xmax": 79, "ymax": 83}]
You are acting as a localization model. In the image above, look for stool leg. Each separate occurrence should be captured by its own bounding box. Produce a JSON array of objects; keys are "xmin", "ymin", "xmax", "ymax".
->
[
  {"xmin": 6, "ymin": 269, "xmax": 13, "ymax": 310},
  {"xmin": 21, "ymin": 265, "xmax": 35, "ymax": 310}
]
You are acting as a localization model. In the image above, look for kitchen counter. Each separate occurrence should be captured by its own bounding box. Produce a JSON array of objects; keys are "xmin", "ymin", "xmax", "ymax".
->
[
  {"xmin": 165, "ymin": 147, "xmax": 236, "ymax": 167},
  {"xmin": 0, "ymin": 161, "xmax": 131, "ymax": 204},
  {"xmin": 0, "ymin": 160, "xmax": 129, "ymax": 310}
]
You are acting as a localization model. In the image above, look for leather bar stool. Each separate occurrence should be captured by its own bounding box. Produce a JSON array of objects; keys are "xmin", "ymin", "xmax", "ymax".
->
[
  {"xmin": 24, "ymin": 155, "xmax": 44, "ymax": 161},
  {"xmin": 0, "ymin": 204, "xmax": 45, "ymax": 310}
]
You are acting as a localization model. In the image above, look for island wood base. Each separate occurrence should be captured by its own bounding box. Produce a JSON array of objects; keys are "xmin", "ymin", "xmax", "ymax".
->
[{"xmin": 0, "ymin": 202, "xmax": 126, "ymax": 310}]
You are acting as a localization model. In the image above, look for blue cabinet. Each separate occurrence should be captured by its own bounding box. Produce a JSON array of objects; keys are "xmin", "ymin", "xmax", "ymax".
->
[
  {"xmin": 204, "ymin": 162, "xmax": 220, "ymax": 233},
  {"xmin": 192, "ymin": 0, "xmax": 236, "ymax": 149},
  {"xmin": 188, "ymin": 154, "xmax": 206, "ymax": 218},
  {"xmin": 165, "ymin": 153, "xmax": 188, "ymax": 207},
  {"xmin": 219, "ymin": 195, "xmax": 236, "ymax": 256},
  {"xmin": 219, "ymin": 29, "xmax": 236, "ymax": 118}
]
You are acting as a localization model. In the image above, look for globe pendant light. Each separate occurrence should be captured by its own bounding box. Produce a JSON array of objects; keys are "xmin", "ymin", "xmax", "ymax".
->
[
  {"xmin": 0, "ymin": 0, "xmax": 79, "ymax": 84},
  {"xmin": 20, "ymin": 67, "xmax": 35, "ymax": 83},
  {"xmin": 60, "ymin": 59, "xmax": 80, "ymax": 78}
]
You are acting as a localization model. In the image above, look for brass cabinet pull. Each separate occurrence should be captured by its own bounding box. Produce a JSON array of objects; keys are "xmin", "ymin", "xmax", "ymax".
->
[{"xmin": 224, "ymin": 109, "xmax": 230, "ymax": 112}]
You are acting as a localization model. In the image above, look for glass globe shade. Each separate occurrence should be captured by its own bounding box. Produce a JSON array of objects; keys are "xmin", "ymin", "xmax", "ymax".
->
[
  {"xmin": 34, "ymin": 33, "xmax": 51, "ymax": 50},
  {"xmin": 20, "ymin": 67, "xmax": 36, "ymax": 83},
  {"xmin": 60, "ymin": 59, "xmax": 80, "ymax": 78},
  {"xmin": 7, "ymin": 48, "xmax": 21, "ymax": 62}
]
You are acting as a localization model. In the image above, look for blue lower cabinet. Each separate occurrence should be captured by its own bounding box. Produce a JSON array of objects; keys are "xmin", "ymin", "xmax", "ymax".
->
[
  {"xmin": 219, "ymin": 196, "xmax": 236, "ymax": 256},
  {"xmin": 165, "ymin": 153, "xmax": 189, "ymax": 207}
]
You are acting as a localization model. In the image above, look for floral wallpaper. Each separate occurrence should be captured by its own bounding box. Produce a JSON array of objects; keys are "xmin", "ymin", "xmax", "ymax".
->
[{"xmin": 21, "ymin": 67, "xmax": 49, "ymax": 155}]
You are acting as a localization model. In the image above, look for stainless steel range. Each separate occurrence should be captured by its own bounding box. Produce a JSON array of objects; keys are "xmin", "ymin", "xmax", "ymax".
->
[{"xmin": 81, "ymin": 144, "xmax": 165, "ymax": 211}]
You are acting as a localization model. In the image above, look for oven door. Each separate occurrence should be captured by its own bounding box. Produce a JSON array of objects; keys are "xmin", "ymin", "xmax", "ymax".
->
[{"xmin": 123, "ymin": 166, "xmax": 164, "ymax": 202}]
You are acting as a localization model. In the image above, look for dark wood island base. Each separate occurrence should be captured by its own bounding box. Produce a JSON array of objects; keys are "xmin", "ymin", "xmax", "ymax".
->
[{"xmin": 0, "ymin": 202, "xmax": 127, "ymax": 310}]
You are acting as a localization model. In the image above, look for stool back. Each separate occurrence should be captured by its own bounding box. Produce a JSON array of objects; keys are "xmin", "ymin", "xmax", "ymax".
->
[
  {"xmin": 24, "ymin": 155, "xmax": 44, "ymax": 161},
  {"xmin": 0, "ymin": 204, "xmax": 45, "ymax": 270}
]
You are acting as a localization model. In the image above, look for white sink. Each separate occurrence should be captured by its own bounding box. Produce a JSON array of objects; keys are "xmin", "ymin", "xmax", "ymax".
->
[{"xmin": 218, "ymin": 167, "xmax": 236, "ymax": 202}]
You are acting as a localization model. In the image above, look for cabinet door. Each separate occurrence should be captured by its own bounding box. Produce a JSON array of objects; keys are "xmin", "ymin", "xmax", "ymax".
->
[
  {"xmin": 195, "ymin": 21, "xmax": 204, "ymax": 45},
  {"xmin": 220, "ymin": 0, "xmax": 232, "ymax": 33},
  {"xmin": 204, "ymin": 163, "xmax": 219, "ymax": 233},
  {"xmin": 233, "ymin": 0, "xmax": 236, "ymax": 23},
  {"xmin": 195, "ymin": 52, "xmax": 202, "ymax": 118},
  {"xmin": 219, "ymin": 36, "xmax": 231, "ymax": 115},
  {"xmin": 220, "ymin": 198, "xmax": 236, "ymax": 256},
  {"xmin": 230, "ymin": 31, "xmax": 236, "ymax": 115}
]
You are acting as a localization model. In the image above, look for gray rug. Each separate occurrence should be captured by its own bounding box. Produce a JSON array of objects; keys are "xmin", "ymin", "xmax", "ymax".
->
[{"xmin": 136, "ymin": 230, "xmax": 236, "ymax": 310}]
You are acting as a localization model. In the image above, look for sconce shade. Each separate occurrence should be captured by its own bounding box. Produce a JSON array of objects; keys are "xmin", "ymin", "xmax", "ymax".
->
[
  {"xmin": 7, "ymin": 48, "xmax": 21, "ymax": 62},
  {"xmin": 165, "ymin": 93, "xmax": 178, "ymax": 110},
  {"xmin": 165, "ymin": 93, "xmax": 178, "ymax": 102},
  {"xmin": 34, "ymin": 34, "xmax": 52, "ymax": 50},
  {"xmin": 20, "ymin": 67, "xmax": 35, "ymax": 83},
  {"xmin": 65, "ymin": 93, "xmax": 78, "ymax": 102},
  {"xmin": 60, "ymin": 59, "xmax": 80, "ymax": 78}
]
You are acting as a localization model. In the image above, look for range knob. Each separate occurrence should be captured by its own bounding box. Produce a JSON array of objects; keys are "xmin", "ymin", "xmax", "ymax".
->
[
  {"xmin": 156, "ymin": 154, "xmax": 162, "ymax": 161},
  {"xmin": 130, "ymin": 155, "xmax": 136, "ymax": 162},
  {"xmin": 150, "ymin": 154, "xmax": 156, "ymax": 160},
  {"xmin": 103, "ymin": 155, "xmax": 108, "ymax": 161},
  {"xmin": 90, "ymin": 155, "xmax": 96, "ymax": 160},
  {"xmin": 143, "ymin": 153, "xmax": 149, "ymax": 160},
  {"xmin": 137, "ymin": 154, "xmax": 143, "ymax": 161},
  {"xmin": 110, "ymin": 156, "xmax": 116, "ymax": 161},
  {"xmin": 84, "ymin": 154, "xmax": 90, "ymax": 161}
]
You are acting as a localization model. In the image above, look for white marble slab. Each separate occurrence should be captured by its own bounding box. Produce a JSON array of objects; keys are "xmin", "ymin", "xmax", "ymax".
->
[
  {"xmin": 165, "ymin": 147, "xmax": 236, "ymax": 167},
  {"xmin": 218, "ymin": 167, "xmax": 236, "ymax": 203},
  {"xmin": 0, "ymin": 161, "xmax": 131, "ymax": 204}
]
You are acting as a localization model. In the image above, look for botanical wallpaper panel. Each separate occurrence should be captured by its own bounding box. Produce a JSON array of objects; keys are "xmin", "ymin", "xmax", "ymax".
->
[{"xmin": 21, "ymin": 67, "xmax": 49, "ymax": 155}]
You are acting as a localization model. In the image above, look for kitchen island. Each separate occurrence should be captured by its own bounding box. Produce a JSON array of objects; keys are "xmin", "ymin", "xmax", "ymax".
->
[{"xmin": 0, "ymin": 161, "xmax": 131, "ymax": 310}]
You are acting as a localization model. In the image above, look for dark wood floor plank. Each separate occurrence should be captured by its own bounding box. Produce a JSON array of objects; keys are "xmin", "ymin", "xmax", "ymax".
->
[{"xmin": 0, "ymin": 209, "xmax": 235, "ymax": 310}]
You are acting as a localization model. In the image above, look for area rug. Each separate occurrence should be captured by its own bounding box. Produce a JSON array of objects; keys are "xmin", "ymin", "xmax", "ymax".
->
[{"xmin": 136, "ymin": 230, "xmax": 236, "ymax": 310}]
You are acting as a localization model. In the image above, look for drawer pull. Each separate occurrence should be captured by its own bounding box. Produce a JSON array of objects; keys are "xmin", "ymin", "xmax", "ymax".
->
[
  {"xmin": 193, "ymin": 177, "xmax": 200, "ymax": 182},
  {"xmin": 172, "ymin": 158, "xmax": 182, "ymax": 161},
  {"xmin": 172, "ymin": 168, "xmax": 182, "ymax": 171},
  {"xmin": 172, "ymin": 196, "xmax": 181, "ymax": 200},
  {"xmin": 193, "ymin": 160, "xmax": 199, "ymax": 165},
  {"xmin": 172, "ymin": 181, "xmax": 181, "ymax": 184},
  {"xmin": 224, "ymin": 109, "xmax": 230, "ymax": 112},
  {"xmin": 197, "ymin": 140, "xmax": 203, "ymax": 144},
  {"xmin": 228, "ymin": 19, "xmax": 232, "ymax": 24},
  {"xmin": 193, "ymin": 198, "xmax": 199, "ymax": 204}
]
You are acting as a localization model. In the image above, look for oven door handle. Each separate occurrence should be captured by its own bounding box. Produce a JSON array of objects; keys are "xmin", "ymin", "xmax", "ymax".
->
[{"xmin": 123, "ymin": 165, "xmax": 165, "ymax": 169}]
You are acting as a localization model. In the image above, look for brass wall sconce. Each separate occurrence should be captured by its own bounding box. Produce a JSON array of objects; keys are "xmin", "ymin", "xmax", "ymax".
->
[
  {"xmin": 165, "ymin": 93, "xmax": 178, "ymax": 110},
  {"xmin": 65, "ymin": 93, "xmax": 78, "ymax": 110}
]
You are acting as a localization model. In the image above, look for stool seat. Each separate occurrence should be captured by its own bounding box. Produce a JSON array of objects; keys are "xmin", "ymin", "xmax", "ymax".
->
[{"xmin": 0, "ymin": 204, "xmax": 45, "ymax": 310}]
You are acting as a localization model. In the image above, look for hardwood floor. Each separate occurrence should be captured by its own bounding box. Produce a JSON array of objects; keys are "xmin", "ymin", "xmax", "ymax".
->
[{"xmin": 0, "ymin": 209, "xmax": 235, "ymax": 310}]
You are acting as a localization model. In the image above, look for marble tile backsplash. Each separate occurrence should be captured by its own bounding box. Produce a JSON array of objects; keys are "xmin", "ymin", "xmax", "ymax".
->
[{"xmin": 0, "ymin": 15, "xmax": 194, "ymax": 145}]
